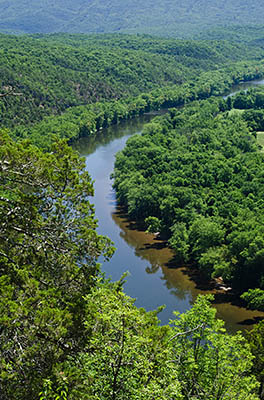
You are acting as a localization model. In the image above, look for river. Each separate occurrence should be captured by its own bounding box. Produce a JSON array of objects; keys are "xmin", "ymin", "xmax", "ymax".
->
[{"xmin": 73, "ymin": 79, "xmax": 264, "ymax": 333}]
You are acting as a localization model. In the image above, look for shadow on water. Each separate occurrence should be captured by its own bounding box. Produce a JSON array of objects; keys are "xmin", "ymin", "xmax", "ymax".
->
[
  {"xmin": 141, "ymin": 241, "xmax": 168, "ymax": 251},
  {"xmin": 74, "ymin": 79, "xmax": 264, "ymax": 332},
  {"xmin": 111, "ymin": 207, "xmax": 264, "ymax": 332},
  {"xmin": 237, "ymin": 316, "xmax": 264, "ymax": 326}
]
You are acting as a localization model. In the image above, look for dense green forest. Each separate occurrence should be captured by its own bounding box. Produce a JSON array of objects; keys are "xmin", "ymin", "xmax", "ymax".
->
[
  {"xmin": 1, "ymin": 33, "xmax": 262, "ymax": 130},
  {"xmin": 0, "ymin": 34, "xmax": 194, "ymax": 126},
  {"xmin": 1, "ymin": 0, "xmax": 264, "ymax": 38},
  {"xmin": 1, "ymin": 31, "xmax": 264, "ymax": 399},
  {"xmin": 0, "ymin": 132, "xmax": 262, "ymax": 400},
  {"xmin": 10, "ymin": 61, "xmax": 264, "ymax": 148},
  {"xmin": 113, "ymin": 88, "xmax": 264, "ymax": 311},
  {"xmin": 1, "ymin": 33, "xmax": 263, "ymax": 149}
]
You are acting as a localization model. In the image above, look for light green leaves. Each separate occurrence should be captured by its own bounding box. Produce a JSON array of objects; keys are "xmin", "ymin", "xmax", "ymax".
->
[{"xmin": 170, "ymin": 295, "xmax": 260, "ymax": 400}]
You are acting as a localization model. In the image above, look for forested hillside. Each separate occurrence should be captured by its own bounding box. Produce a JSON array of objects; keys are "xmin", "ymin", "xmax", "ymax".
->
[
  {"xmin": 0, "ymin": 0, "xmax": 264, "ymax": 38},
  {"xmin": 9, "ymin": 60, "xmax": 264, "ymax": 148},
  {"xmin": 1, "ymin": 33, "xmax": 261, "ymax": 129},
  {"xmin": 0, "ymin": 34, "xmax": 191, "ymax": 126}
]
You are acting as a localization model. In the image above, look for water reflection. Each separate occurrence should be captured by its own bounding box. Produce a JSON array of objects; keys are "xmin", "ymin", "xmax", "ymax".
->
[
  {"xmin": 73, "ymin": 112, "xmax": 165, "ymax": 155},
  {"xmin": 73, "ymin": 82, "xmax": 264, "ymax": 332},
  {"xmin": 110, "ymin": 194, "xmax": 264, "ymax": 331},
  {"xmin": 223, "ymin": 78, "xmax": 264, "ymax": 98}
]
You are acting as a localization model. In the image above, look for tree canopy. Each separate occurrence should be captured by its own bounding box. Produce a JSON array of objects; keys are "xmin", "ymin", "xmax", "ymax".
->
[
  {"xmin": 1, "ymin": 31, "xmax": 264, "ymax": 399},
  {"xmin": 0, "ymin": 127, "xmax": 261, "ymax": 400},
  {"xmin": 113, "ymin": 90, "xmax": 264, "ymax": 308},
  {"xmin": 0, "ymin": 131, "xmax": 114, "ymax": 399}
]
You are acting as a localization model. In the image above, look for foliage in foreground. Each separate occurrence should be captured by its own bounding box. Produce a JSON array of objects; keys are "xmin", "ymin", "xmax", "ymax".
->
[
  {"xmin": 40, "ymin": 291, "xmax": 259, "ymax": 400},
  {"xmin": 0, "ymin": 131, "xmax": 114, "ymax": 399},
  {"xmin": 0, "ymin": 131, "xmax": 260, "ymax": 400},
  {"xmin": 246, "ymin": 321, "xmax": 264, "ymax": 399}
]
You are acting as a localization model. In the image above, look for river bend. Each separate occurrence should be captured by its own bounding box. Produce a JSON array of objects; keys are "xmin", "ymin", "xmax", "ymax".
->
[{"xmin": 73, "ymin": 80, "xmax": 264, "ymax": 332}]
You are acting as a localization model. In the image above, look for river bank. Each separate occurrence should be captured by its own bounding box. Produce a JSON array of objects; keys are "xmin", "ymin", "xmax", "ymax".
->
[{"xmin": 73, "ymin": 78, "xmax": 264, "ymax": 333}]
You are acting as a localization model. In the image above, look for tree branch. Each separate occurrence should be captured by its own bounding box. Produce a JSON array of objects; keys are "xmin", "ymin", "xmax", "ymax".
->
[
  {"xmin": 0, "ymin": 91, "xmax": 22, "ymax": 98},
  {"xmin": 169, "ymin": 323, "xmax": 206, "ymax": 342}
]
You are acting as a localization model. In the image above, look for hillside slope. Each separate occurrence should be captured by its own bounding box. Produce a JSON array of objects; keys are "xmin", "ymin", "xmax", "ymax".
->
[
  {"xmin": 0, "ymin": 0, "xmax": 264, "ymax": 37},
  {"xmin": 1, "ymin": 33, "xmax": 260, "ymax": 128}
]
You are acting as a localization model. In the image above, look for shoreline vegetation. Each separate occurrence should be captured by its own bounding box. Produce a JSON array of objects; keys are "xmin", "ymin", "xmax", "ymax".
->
[
  {"xmin": 0, "ymin": 33, "xmax": 263, "ymax": 148},
  {"xmin": 10, "ymin": 61, "xmax": 264, "ymax": 148},
  {"xmin": 112, "ymin": 86, "xmax": 264, "ymax": 314},
  {"xmin": 1, "ymin": 31, "xmax": 264, "ymax": 399},
  {"xmin": 4, "ymin": 33, "xmax": 264, "ymax": 312}
]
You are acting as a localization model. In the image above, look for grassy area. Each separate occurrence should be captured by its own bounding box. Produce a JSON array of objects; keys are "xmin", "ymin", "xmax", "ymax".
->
[
  {"xmin": 228, "ymin": 108, "xmax": 245, "ymax": 116},
  {"xmin": 257, "ymin": 131, "xmax": 264, "ymax": 151}
]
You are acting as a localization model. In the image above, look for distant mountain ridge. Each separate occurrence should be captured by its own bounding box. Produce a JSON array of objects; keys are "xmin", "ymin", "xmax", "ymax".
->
[{"xmin": 0, "ymin": 0, "xmax": 263, "ymax": 37}]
